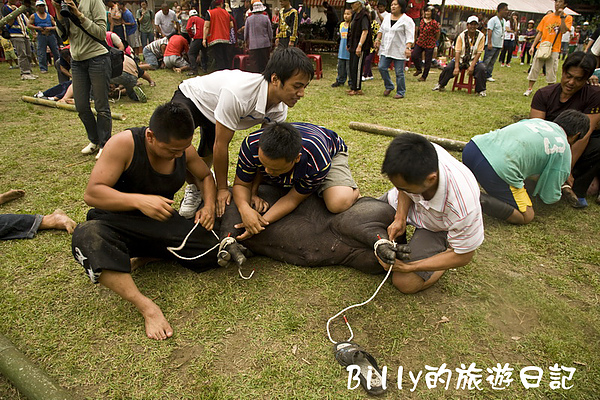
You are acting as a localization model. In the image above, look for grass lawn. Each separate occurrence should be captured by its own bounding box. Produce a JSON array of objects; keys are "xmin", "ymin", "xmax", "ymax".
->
[{"xmin": 1, "ymin": 53, "xmax": 599, "ymax": 399}]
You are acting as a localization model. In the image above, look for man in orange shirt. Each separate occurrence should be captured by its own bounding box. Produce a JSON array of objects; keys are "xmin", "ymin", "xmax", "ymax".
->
[{"xmin": 523, "ymin": 0, "xmax": 572, "ymax": 96}]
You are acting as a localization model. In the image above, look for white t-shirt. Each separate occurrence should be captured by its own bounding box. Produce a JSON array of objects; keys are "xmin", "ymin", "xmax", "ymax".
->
[
  {"xmin": 384, "ymin": 144, "xmax": 484, "ymax": 254},
  {"xmin": 178, "ymin": 70, "xmax": 288, "ymax": 131},
  {"xmin": 154, "ymin": 9, "xmax": 177, "ymax": 36}
]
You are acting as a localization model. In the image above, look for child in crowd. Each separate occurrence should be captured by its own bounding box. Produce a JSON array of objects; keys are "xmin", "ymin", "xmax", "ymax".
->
[
  {"xmin": 1, "ymin": 36, "xmax": 18, "ymax": 69},
  {"xmin": 331, "ymin": 8, "xmax": 352, "ymax": 88}
]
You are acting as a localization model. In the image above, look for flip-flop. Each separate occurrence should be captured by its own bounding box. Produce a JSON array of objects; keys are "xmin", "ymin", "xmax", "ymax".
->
[{"xmin": 333, "ymin": 341, "xmax": 385, "ymax": 396}]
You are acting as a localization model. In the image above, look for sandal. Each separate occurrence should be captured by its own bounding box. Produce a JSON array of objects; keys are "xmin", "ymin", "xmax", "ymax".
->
[{"xmin": 333, "ymin": 342, "xmax": 385, "ymax": 396}]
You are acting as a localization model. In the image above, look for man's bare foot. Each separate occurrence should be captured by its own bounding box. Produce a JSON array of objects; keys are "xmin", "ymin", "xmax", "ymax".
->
[
  {"xmin": 174, "ymin": 67, "xmax": 183, "ymax": 73},
  {"xmin": 40, "ymin": 209, "xmax": 77, "ymax": 233},
  {"xmin": 0, "ymin": 189, "xmax": 25, "ymax": 205},
  {"xmin": 142, "ymin": 302, "xmax": 173, "ymax": 340},
  {"xmin": 130, "ymin": 257, "xmax": 161, "ymax": 272}
]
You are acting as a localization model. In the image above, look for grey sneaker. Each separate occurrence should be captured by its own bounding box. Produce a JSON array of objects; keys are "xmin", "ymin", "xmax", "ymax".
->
[
  {"xmin": 523, "ymin": 89, "xmax": 533, "ymax": 96},
  {"xmin": 432, "ymin": 83, "xmax": 442, "ymax": 91},
  {"xmin": 133, "ymin": 86, "xmax": 147, "ymax": 103},
  {"xmin": 486, "ymin": 77, "xmax": 495, "ymax": 82},
  {"xmin": 179, "ymin": 184, "xmax": 202, "ymax": 219},
  {"xmin": 478, "ymin": 90, "xmax": 487, "ymax": 97},
  {"xmin": 21, "ymin": 74, "xmax": 37, "ymax": 80}
]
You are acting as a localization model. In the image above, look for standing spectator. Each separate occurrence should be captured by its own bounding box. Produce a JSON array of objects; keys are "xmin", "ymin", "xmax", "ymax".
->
[
  {"xmin": 375, "ymin": 0, "xmax": 389, "ymax": 25},
  {"xmin": 482, "ymin": 2, "xmax": 508, "ymax": 82},
  {"xmin": 155, "ymin": 3, "xmax": 178, "ymax": 38},
  {"xmin": 275, "ymin": 0, "xmax": 298, "ymax": 48},
  {"xmin": 244, "ymin": 1, "xmax": 273, "ymax": 73},
  {"xmin": 27, "ymin": 0, "xmax": 60, "ymax": 74},
  {"xmin": 186, "ymin": 9, "xmax": 207, "ymax": 75},
  {"xmin": 499, "ymin": 12, "xmax": 518, "ymax": 67},
  {"xmin": 374, "ymin": 0, "xmax": 414, "ymax": 99},
  {"xmin": 523, "ymin": 0, "xmax": 572, "ymax": 97},
  {"xmin": 54, "ymin": 0, "xmax": 111, "ymax": 159},
  {"xmin": 560, "ymin": 24, "xmax": 572, "ymax": 60},
  {"xmin": 346, "ymin": 0, "xmax": 371, "ymax": 96},
  {"xmin": 119, "ymin": 1, "xmax": 140, "ymax": 56},
  {"xmin": 405, "ymin": 0, "xmax": 423, "ymax": 28},
  {"xmin": 361, "ymin": 7, "xmax": 379, "ymax": 82},
  {"xmin": 108, "ymin": 0, "xmax": 125, "ymax": 42},
  {"xmin": 410, "ymin": 5, "xmax": 439, "ymax": 82},
  {"xmin": 520, "ymin": 20, "xmax": 536, "ymax": 65},
  {"xmin": 203, "ymin": 0, "xmax": 232, "ymax": 71},
  {"xmin": 2, "ymin": 0, "xmax": 37, "ymax": 80},
  {"xmin": 331, "ymin": 8, "xmax": 352, "ymax": 88},
  {"xmin": 322, "ymin": 1, "xmax": 338, "ymax": 41},
  {"xmin": 136, "ymin": 1, "xmax": 154, "ymax": 48},
  {"xmin": 230, "ymin": 0, "xmax": 246, "ymax": 39},
  {"xmin": 179, "ymin": 4, "xmax": 191, "ymax": 42},
  {"xmin": 569, "ymin": 25, "xmax": 580, "ymax": 55},
  {"xmin": 577, "ymin": 21, "xmax": 589, "ymax": 52},
  {"xmin": 163, "ymin": 33, "xmax": 190, "ymax": 72}
]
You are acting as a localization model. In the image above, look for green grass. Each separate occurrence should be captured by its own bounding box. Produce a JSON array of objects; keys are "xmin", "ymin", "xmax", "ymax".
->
[{"xmin": 1, "ymin": 54, "xmax": 599, "ymax": 399}]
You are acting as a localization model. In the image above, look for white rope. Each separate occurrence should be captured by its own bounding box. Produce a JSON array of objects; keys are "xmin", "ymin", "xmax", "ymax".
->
[
  {"xmin": 166, "ymin": 221, "xmax": 220, "ymax": 260},
  {"xmin": 326, "ymin": 263, "xmax": 394, "ymax": 345}
]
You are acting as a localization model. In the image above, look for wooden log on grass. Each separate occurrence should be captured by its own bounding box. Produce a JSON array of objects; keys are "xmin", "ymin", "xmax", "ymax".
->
[
  {"xmin": 21, "ymin": 96, "xmax": 126, "ymax": 121},
  {"xmin": 349, "ymin": 121, "xmax": 467, "ymax": 151},
  {"xmin": 0, "ymin": 334, "xmax": 73, "ymax": 400}
]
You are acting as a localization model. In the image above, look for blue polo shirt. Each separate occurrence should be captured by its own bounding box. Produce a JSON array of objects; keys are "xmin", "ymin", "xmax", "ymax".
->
[{"xmin": 236, "ymin": 123, "xmax": 348, "ymax": 195}]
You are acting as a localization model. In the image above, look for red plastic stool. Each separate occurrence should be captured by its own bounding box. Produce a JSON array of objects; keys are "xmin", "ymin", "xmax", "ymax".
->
[
  {"xmin": 452, "ymin": 69, "xmax": 475, "ymax": 94},
  {"xmin": 306, "ymin": 54, "xmax": 322, "ymax": 79},
  {"xmin": 232, "ymin": 54, "xmax": 250, "ymax": 71}
]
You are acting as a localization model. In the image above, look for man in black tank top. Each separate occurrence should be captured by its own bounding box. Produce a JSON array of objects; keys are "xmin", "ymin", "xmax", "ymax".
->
[{"xmin": 71, "ymin": 102, "xmax": 220, "ymax": 341}]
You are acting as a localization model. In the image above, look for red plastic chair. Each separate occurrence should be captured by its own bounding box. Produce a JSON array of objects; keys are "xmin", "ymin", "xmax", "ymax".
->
[
  {"xmin": 232, "ymin": 54, "xmax": 250, "ymax": 71},
  {"xmin": 306, "ymin": 54, "xmax": 322, "ymax": 79},
  {"xmin": 452, "ymin": 69, "xmax": 475, "ymax": 94}
]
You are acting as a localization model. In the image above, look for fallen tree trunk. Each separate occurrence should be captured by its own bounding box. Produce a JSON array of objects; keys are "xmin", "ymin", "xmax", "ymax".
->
[
  {"xmin": 22, "ymin": 96, "xmax": 126, "ymax": 121},
  {"xmin": 349, "ymin": 121, "xmax": 467, "ymax": 151}
]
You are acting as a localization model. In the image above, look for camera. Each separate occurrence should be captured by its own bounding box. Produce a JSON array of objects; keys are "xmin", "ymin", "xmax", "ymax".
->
[{"xmin": 60, "ymin": 0, "xmax": 71, "ymax": 18}]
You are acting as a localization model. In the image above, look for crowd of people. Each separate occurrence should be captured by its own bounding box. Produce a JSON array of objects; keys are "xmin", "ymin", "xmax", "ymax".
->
[{"xmin": 2, "ymin": 0, "xmax": 600, "ymax": 346}]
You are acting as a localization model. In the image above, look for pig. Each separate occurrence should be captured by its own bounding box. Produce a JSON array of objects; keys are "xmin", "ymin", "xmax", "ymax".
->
[{"xmin": 217, "ymin": 185, "xmax": 410, "ymax": 273}]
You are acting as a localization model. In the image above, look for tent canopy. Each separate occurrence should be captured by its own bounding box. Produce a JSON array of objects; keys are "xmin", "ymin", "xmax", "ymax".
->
[{"xmin": 428, "ymin": 0, "xmax": 579, "ymax": 15}]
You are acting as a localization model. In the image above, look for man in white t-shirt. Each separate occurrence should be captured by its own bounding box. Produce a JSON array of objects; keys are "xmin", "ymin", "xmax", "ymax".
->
[
  {"xmin": 154, "ymin": 3, "xmax": 178, "ymax": 37},
  {"xmin": 171, "ymin": 47, "xmax": 314, "ymax": 219},
  {"xmin": 378, "ymin": 133, "xmax": 484, "ymax": 294}
]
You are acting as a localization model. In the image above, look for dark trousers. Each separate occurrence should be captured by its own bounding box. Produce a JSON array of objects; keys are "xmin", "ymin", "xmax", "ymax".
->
[
  {"xmin": 248, "ymin": 47, "xmax": 270, "ymax": 73},
  {"xmin": 438, "ymin": 60, "xmax": 486, "ymax": 93},
  {"xmin": 188, "ymin": 38, "xmax": 208, "ymax": 72},
  {"xmin": 210, "ymin": 42, "xmax": 231, "ymax": 71},
  {"xmin": 171, "ymin": 89, "xmax": 216, "ymax": 157},
  {"xmin": 362, "ymin": 51, "xmax": 375, "ymax": 77},
  {"xmin": 411, "ymin": 44, "xmax": 435, "ymax": 79},
  {"xmin": 0, "ymin": 214, "xmax": 42, "ymax": 240},
  {"xmin": 521, "ymin": 45, "xmax": 532, "ymax": 64},
  {"xmin": 349, "ymin": 50, "xmax": 367, "ymax": 91},
  {"xmin": 43, "ymin": 80, "xmax": 71, "ymax": 99},
  {"xmin": 499, "ymin": 39, "xmax": 515, "ymax": 65},
  {"xmin": 572, "ymin": 135, "xmax": 600, "ymax": 198},
  {"xmin": 71, "ymin": 53, "xmax": 112, "ymax": 148},
  {"xmin": 71, "ymin": 209, "xmax": 220, "ymax": 284}
]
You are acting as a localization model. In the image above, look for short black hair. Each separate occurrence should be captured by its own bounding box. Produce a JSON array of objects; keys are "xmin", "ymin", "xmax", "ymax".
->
[
  {"xmin": 562, "ymin": 51, "xmax": 597, "ymax": 80},
  {"xmin": 258, "ymin": 122, "xmax": 303, "ymax": 162},
  {"xmin": 263, "ymin": 47, "xmax": 315, "ymax": 85},
  {"xmin": 393, "ymin": 0, "xmax": 407, "ymax": 14},
  {"xmin": 381, "ymin": 133, "xmax": 439, "ymax": 185},
  {"xmin": 553, "ymin": 109, "xmax": 589, "ymax": 140},
  {"xmin": 497, "ymin": 2, "xmax": 508, "ymax": 11},
  {"xmin": 149, "ymin": 102, "xmax": 195, "ymax": 142}
]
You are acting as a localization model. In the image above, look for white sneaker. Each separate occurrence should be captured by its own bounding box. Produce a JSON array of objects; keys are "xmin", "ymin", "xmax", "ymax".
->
[
  {"xmin": 33, "ymin": 91, "xmax": 44, "ymax": 98},
  {"xmin": 361, "ymin": 76, "xmax": 366, "ymax": 82},
  {"xmin": 432, "ymin": 83, "xmax": 441, "ymax": 91},
  {"xmin": 523, "ymin": 89, "xmax": 533, "ymax": 96},
  {"xmin": 520, "ymin": 62, "xmax": 524, "ymax": 65},
  {"xmin": 478, "ymin": 90, "xmax": 487, "ymax": 97},
  {"xmin": 366, "ymin": 76, "xmax": 374, "ymax": 80},
  {"xmin": 179, "ymin": 184, "xmax": 202, "ymax": 219},
  {"xmin": 95, "ymin": 148, "xmax": 103, "ymax": 160},
  {"xmin": 486, "ymin": 77, "xmax": 495, "ymax": 82},
  {"xmin": 81, "ymin": 142, "xmax": 99, "ymax": 155},
  {"xmin": 20, "ymin": 74, "xmax": 37, "ymax": 80}
]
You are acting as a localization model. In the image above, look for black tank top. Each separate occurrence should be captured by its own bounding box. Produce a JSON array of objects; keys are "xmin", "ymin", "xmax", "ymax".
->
[{"xmin": 113, "ymin": 127, "xmax": 187, "ymax": 200}]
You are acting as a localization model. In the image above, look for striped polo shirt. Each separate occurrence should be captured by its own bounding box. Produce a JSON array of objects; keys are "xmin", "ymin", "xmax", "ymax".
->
[
  {"xmin": 236, "ymin": 123, "xmax": 347, "ymax": 195},
  {"xmin": 385, "ymin": 144, "xmax": 484, "ymax": 254}
]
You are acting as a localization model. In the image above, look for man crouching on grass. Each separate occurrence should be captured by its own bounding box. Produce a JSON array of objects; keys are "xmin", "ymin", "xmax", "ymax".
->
[
  {"xmin": 72, "ymin": 102, "xmax": 220, "ymax": 340},
  {"xmin": 378, "ymin": 133, "xmax": 484, "ymax": 294}
]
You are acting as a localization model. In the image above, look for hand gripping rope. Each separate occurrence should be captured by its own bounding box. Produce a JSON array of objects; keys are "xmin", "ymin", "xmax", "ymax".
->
[
  {"xmin": 326, "ymin": 237, "xmax": 396, "ymax": 344},
  {"xmin": 166, "ymin": 221, "xmax": 255, "ymax": 280}
]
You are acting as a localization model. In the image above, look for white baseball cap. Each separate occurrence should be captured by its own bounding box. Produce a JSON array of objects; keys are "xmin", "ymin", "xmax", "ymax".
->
[
  {"xmin": 35, "ymin": 0, "xmax": 46, "ymax": 6},
  {"xmin": 467, "ymin": 15, "xmax": 478, "ymax": 24},
  {"xmin": 347, "ymin": 0, "xmax": 365, "ymax": 4},
  {"xmin": 189, "ymin": 9, "xmax": 198, "ymax": 16}
]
